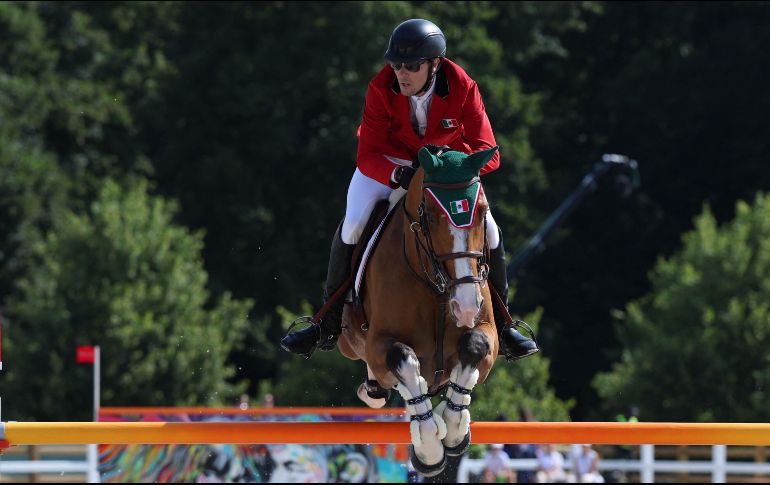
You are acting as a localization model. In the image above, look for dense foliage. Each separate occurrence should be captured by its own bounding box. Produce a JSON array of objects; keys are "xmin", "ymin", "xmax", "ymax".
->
[{"xmin": 2, "ymin": 1, "xmax": 769, "ymax": 421}]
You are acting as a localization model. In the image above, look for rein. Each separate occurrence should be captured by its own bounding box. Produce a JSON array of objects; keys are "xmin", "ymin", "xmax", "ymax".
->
[{"xmin": 401, "ymin": 177, "xmax": 490, "ymax": 394}]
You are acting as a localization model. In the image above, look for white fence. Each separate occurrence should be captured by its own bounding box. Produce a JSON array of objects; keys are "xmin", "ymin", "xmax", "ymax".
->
[
  {"xmin": 0, "ymin": 444, "xmax": 98, "ymax": 483},
  {"xmin": 459, "ymin": 445, "xmax": 770, "ymax": 483}
]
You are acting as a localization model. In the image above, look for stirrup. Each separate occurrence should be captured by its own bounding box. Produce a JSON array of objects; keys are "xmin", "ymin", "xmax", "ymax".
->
[
  {"xmin": 284, "ymin": 315, "xmax": 341, "ymax": 355},
  {"xmin": 500, "ymin": 319, "xmax": 540, "ymax": 361},
  {"xmin": 286, "ymin": 315, "xmax": 318, "ymax": 335},
  {"xmin": 510, "ymin": 319, "xmax": 537, "ymax": 340},
  {"xmin": 282, "ymin": 316, "xmax": 321, "ymax": 358}
]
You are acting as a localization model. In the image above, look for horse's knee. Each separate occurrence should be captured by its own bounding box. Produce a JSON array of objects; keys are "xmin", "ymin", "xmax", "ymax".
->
[
  {"xmin": 458, "ymin": 331, "xmax": 491, "ymax": 368},
  {"xmin": 386, "ymin": 342, "xmax": 418, "ymax": 379}
]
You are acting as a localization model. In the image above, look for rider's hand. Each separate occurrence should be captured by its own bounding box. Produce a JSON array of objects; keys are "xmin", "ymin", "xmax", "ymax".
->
[
  {"xmin": 423, "ymin": 144, "xmax": 451, "ymax": 156},
  {"xmin": 394, "ymin": 166, "xmax": 416, "ymax": 190}
]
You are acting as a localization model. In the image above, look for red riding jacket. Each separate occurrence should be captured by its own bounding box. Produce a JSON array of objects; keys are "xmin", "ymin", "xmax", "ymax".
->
[{"xmin": 356, "ymin": 58, "xmax": 500, "ymax": 187}]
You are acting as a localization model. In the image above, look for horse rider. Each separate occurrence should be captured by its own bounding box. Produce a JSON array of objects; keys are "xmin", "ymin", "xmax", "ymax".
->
[{"xmin": 281, "ymin": 18, "xmax": 539, "ymax": 361}]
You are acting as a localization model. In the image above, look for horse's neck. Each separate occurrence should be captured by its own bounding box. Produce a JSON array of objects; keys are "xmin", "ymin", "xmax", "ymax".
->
[
  {"xmin": 404, "ymin": 169, "xmax": 425, "ymax": 216},
  {"xmin": 398, "ymin": 187, "xmax": 428, "ymax": 272}
]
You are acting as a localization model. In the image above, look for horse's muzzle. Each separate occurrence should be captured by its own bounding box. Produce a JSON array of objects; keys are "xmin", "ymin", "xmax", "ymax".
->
[{"xmin": 449, "ymin": 295, "xmax": 481, "ymax": 328}]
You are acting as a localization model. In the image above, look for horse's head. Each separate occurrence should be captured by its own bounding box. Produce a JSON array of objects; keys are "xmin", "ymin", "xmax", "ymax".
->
[{"xmin": 404, "ymin": 146, "xmax": 498, "ymax": 328}]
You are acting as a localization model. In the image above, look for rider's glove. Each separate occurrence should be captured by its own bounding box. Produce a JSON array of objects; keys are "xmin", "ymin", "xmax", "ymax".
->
[
  {"xmin": 423, "ymin": 144, "xmax": 452, "ymax": 156},
  {"xmin": 394, "ymin": 166, "xmax": 416, "ymax": 190}
]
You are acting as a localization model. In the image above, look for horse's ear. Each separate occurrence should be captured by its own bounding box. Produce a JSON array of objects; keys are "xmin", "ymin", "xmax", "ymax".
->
[
  {"xmin": 467, "ymin": 146, "xmax": 499, "ymax": 172},
  {"xmin": 418, "ymin": 147, "xmax": 441, "ymax": 174}
]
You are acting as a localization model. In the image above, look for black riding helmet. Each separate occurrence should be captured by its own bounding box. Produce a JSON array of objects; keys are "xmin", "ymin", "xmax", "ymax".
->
[{"xmin": 384, "ymin": 19, "xmax": 446, "ymax": 63}]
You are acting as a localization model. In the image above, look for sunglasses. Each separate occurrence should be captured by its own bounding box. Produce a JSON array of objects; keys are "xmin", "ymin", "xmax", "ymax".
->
[{"xmin": 390, "ymin": 60, "xmax": 427, "ymax": 73}]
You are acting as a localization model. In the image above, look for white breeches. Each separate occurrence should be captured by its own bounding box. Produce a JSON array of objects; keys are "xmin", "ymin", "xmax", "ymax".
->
[
  {"xmin": 341, "ymin": 169, "xmax": 395, "ymax": 244},
  {"xmin": 340, "ymin": 168, "xmax": 500, "ymax": 249}
]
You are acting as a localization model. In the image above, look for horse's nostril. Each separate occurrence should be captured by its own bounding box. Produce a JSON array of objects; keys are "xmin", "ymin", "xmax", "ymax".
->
[
  {"xmin": 450, "ymin": 300, "xmax": 462, "ymax": 318},
  {"xmin": 450, "ymin": 298, "xmax": 479, "ymax": 328}
]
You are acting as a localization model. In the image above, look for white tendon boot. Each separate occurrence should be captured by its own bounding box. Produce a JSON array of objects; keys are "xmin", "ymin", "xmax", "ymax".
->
[
  {"xmin": 439, "ymin": 364, "xmax": 479, "ymax": 455},
  {"xmin": 395, "ymin": 375, "xmax": 447, "ymax": 477}
]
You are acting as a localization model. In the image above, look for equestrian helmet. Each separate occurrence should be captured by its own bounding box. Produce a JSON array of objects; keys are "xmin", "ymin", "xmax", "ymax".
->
[{"xmin": 384, "ymin": 19, "xmax": 446, "ymax": 63}]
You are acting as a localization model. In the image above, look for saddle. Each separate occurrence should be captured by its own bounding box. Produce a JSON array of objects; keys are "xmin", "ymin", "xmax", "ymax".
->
[
  {"xmin": 347, "ymin": 200, "xmax": 396, "ymax": 320},
  {"xmin": 309, "ymin": 194, "xmax": 402, "ymax": 331}
]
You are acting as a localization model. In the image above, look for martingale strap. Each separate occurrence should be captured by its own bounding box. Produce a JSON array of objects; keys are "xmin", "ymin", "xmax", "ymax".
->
[{"xmin": 430, "ymin": 297, "xmax": 447, "ymax": 395}]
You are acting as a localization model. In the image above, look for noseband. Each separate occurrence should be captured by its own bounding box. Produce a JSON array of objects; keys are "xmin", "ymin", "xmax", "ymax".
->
[{"xmin": 402, "ymin": 177, "xmax": 490, "ymax": 296}]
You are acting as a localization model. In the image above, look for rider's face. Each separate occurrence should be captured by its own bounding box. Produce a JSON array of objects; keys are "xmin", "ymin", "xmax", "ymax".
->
[{"xmin": 393, "ymin": 59, "xmax": 437, "ymax": 97}]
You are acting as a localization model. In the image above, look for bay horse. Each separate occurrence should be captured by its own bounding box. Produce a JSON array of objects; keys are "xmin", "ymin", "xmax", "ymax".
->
[{"xmin": 338, "ymin": 146, "xmax": 500, "ymax": 477}]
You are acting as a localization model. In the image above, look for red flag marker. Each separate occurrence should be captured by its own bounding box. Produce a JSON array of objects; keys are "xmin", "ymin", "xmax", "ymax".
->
[{"xmin": 76, "ymin": 345, "xmax": 96, "ymax": 364}]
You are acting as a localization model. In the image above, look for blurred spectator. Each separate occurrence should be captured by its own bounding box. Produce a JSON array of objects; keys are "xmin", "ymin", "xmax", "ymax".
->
[
  {"xmin": 506, "ymin": 442, "xmax": 537, "ymax": 483},
  {"xmin": 238, "ymin": 394, "xmax": 250, "ymax": 410},
  {"xmin": 535, "ymin": 444, "xmax": 566, "ymax": 483},
  {"xmin": 262, "ymin": 393, "xmax": 275, "ymax": 408},
  {"xmin": 569, "ymin": 444, "xmax": 604, "ymax": 483},
  {"xmin": 503, "ymin": 407, "xmax": 537, "ymax": 483},
  {"xmin": 481, "ymin": 444, "xmax": 515, "ymax": 483}
]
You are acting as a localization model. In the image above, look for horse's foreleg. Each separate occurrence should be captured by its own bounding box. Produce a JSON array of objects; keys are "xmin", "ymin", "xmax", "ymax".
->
[
  {"xmin": 387, "ymin": 342, "xmax": 447, "ymax": 477},
  {"xmin": 436, "ymin": 331, "xmax": 491, "ymax": 455},
  {"xmin": 356, "ymin": 365, "xmax": 390, "ymax": 408}
]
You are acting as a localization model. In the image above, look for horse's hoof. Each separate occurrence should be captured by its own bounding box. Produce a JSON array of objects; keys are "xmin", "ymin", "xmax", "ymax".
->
[
  {"xmin": 356, "ymin": 383, "xmax": 387, "ymax": 409},
  {"xmin": 364, "ymin": 379, "xmax": 391, "ymax": 400},
  {"xmin": 409, "ymin": 445, "xmax": 447, "ymax": 478},
  {"xmin": 444, "ymin": 430, "xmax": 471, "ymax": 456}
]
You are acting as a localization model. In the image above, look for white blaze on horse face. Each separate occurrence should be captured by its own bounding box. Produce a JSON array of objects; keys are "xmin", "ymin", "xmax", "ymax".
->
[{"xmin": 448, "ymin": 225, "xmax": 482, "ymax": 328}]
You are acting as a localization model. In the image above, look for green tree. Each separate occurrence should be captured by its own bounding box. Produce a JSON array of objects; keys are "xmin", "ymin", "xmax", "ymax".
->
[
  {"xmin": 473, "ymin": 310, "xmax": 573, "ymax": 422},
  {"xmin": 0, "ymin": 180, "xmax": 255, "ymax": 420},
  {"xmin": 270, "ymin": 304, "xmax": 367, "ymax": 407},
  {"xmin": 491, "ymin": 1, "xmax": 770, "ymax": 419},
  {"xmin": 594, "ymin": 194, "xmax": 770, "ymax": 422},
  {"xmin": 0, "ymin": 1, "xmax": 178, "ymax": 306}
]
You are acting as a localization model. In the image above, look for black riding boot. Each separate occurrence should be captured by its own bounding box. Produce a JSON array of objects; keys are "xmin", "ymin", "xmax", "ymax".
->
[
  {"xmin": 280, "ymin": 223, "xmax": 355, "ymax": 358},
  {"xmin": 488, "ymin": 228, "xmax": 540, "ymax": 361}
]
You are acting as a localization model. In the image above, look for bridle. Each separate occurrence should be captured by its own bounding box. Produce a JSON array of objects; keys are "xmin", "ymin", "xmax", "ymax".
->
[
  {"xmin": 402, "ymin": 176, "xmax": 490, "ymax": 296},
  {"xmin": 401, "ymin": 173, "xmax": 490, "ymax": 395}
]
